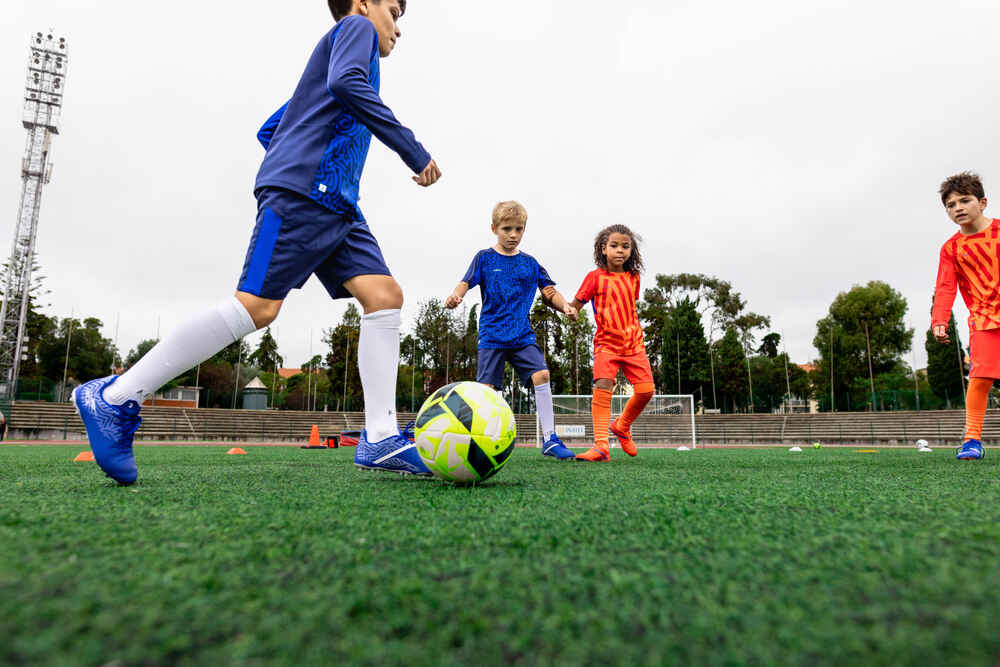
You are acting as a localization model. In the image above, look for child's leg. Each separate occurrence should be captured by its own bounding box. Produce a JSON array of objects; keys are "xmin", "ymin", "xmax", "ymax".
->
[
  {"xmin": 531, "ymin": 370, "xmax": 555, "ymax": 440},
  {"xmin": 103, "ymin": 294, "xmax": 263, "ymax": 406},
  {"xmin": 591, "ymin": 380, "xmax": 614, "ymax": 450},
  {"xmin": 344, "ymin": 274, "xmax": 404, "ymax": 443},
  {"xmin": 618, "ymin": 382, "xmax": 655, "ymax": 430},
  {"xmin": 964, "ymin": 377, "xmax": 992, "ymax": 441}
]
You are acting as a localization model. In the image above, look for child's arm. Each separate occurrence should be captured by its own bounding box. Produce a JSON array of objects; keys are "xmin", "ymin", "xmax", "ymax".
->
[
  {"xmin": 931, "ymin": 243, "xmax": 957, "ymax": 344},
  {"xmin": 446, "ymin": 282, "xmax": 469, "ymax": 310},
  {"xmin": 540, "ymin": 286, "xmax": 578, "ymax": 320},
  {"xmin": 327, "ymin": 18, "xmax": 438, "ymax": 183},
  {"xmin": 569, "ymin": 298, "xmax": 586, "ymax": 313},
  {"xmin": 257, "ymin": 102, "xmax": 289, "ymax": 150}
]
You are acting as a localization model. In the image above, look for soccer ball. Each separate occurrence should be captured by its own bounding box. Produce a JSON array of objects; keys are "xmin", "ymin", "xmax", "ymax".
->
[{"xmin": 414, "ymin": 381, "xmax": 517, "ymax": 483}]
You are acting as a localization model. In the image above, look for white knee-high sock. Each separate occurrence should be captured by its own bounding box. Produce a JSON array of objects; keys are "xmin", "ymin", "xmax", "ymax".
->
[
  {"xmin": 103, "ymin": 297, "xmax": 258, "ymax": 405},
  {"xmin": 535, "ymin": 381, "xmax": 555, "ymax": 439},
  {"xmin": 359, "ymin": 308, "xmax": 401, "ymax": 442}
]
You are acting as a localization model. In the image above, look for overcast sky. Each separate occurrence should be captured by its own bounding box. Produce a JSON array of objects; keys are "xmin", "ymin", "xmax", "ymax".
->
[{"xmin": 2, "ymin": 0, "xmax": 997, "ymax": 377}]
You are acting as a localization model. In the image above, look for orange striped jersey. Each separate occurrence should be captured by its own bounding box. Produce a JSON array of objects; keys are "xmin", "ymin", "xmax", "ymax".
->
[
  {"xmin": 933, "ymin": 218, "xmax": 1000, "ymax": 331},
  {"xmin": 574, "ymin": 269, "xmax": 645, "ymax": 355}
]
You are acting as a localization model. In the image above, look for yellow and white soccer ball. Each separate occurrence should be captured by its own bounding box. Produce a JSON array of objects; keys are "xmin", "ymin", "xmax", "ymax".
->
[{"xmin": 414, "ymin": 381, "xmax": 517, "ymax": 483}]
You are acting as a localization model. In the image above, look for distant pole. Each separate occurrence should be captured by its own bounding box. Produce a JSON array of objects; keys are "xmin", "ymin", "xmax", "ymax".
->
[
  {"xmin": 781, "ymin": 330, "xmax": 792, "ymax": 411},
  {"xmin": 829, "ymin": 326, "xmax": 835, "ymax": 412},
  {"xmin": 864, "ymin": 321, "xmax": 875, "ymax": 411},
  {"xmin": 232, "ymin": 347, "xmax": 241, "ymax": 410},
  {"xmin": 955, "ymin": 329, "xmax": 967, "ymax": 402},
  {"xmin": 709, "ymin": 344, "xmax": 717, "ymax": 409},
  {"xmin": 60, "ymin": 310, "xmax": 73, "ymax": 401},
  {"xmin": 343, "ymin": 335, "xmax": 350, "ymax": 409},
  {"xmin": 676, "ymin": 331, "xmax": 681, "ymax": 394},
  {"xmin": 112, "ymin": 312, "xmax": 120, "ymax": 373},
  {"xmin": 911, "ymin": 323, "xmax": 920, "ymax": 411},
  {"xmin": 410, "ymin": 337, "xmax": 416, "ymax": 412}
]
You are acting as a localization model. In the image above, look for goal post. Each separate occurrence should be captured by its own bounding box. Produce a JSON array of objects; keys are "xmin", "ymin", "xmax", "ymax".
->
[{"xmin": 536, "ymin": 394, "xmax": 697, "ymax": 449}]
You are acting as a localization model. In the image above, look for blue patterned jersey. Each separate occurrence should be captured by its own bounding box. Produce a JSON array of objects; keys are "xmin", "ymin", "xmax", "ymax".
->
[
  {"xmin": 462, "ymin": 249, "xmax": 555, "ymax": 349},
  {"xmin": 254, "ymin": 15, "xmax": 430, "ymax": 219}
]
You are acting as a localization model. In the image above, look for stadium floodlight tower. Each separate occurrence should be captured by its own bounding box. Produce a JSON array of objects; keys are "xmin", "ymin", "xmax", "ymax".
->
[{"xmin": 0, "ymin": 32, "xmax": 68, "ymax": 400}]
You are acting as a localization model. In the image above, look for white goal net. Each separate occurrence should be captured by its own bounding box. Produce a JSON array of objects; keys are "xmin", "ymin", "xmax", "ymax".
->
[{"xmin": 537, "ymin": 394, "xmax": 696, "ymax": 449}]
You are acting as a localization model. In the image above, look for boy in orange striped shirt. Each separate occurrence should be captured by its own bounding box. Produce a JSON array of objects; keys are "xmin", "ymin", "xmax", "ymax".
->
[
  {"xmin": 932, "ymin": 172, "xmax": 998, "ymax": 460},
  {"xmin": 569, "ymin": 224, "xmax": 654, "ymax": 461}
]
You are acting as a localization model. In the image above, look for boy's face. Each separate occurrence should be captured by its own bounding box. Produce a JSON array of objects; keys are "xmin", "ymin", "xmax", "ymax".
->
[
  {"xmin": 493, "ymin": 219, "xmax": 526, "ymax": 253},
  {"xmin": 361, "ymin": 0, "xmax": 402, "ymax": 58},
  {"xmin": 944, "ymin": 191, "xmax": 988, "ymax": 226},
  {"xmin": 602, "ymin": 232, "xmax": 633, "ymax": 271}
]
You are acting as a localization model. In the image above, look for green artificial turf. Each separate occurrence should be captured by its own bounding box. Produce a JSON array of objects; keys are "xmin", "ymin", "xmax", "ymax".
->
[{"xmin": 1, "ymin": 445, "xmax": 999, "ymax": 666}]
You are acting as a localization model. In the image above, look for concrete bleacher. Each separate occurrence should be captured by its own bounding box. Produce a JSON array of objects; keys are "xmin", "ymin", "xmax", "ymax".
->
[{"xmin": 6, "ymin": 401, "xmax": 985, "ymax": 446}]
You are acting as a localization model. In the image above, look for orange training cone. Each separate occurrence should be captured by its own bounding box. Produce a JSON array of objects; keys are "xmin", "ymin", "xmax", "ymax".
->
[
  {"xmin": 227, "ymin": 447, "xmax": 247, "ymax": 455},
  {"xmin": 74, "ymin": 451, "xmax": 95, "ymax": 462},
  {"xmin": 309, "ymin": 425, "xmax": 321, "ymax": 447}
]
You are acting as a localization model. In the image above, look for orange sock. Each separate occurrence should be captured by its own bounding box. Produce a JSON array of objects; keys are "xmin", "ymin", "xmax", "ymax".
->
[
  {"xmin": 592, "ymin": 388, "xmax": 612, "ymax": 450},
  {"xmin": 619, "ymin": 382, "xmax": 655, "ymax": 430},
  {"xmin": 964, "ymin": 377, "xmax": 993, "ymax": 441}
]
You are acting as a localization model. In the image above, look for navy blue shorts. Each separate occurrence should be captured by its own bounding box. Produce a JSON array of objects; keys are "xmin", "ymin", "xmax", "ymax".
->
[
  {"xmin": 237, "ymin": 187, "xmax": 391, "ymax": 300},
  {"xmin": 477, "ymin": 344, "xmax": 547, "ymax": 388}
]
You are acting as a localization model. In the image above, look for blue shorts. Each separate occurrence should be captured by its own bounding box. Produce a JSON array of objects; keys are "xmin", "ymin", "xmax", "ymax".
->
[
  {"xmin": 237, "ymin": 187, "xmax": 391, "ymax": 300},
  {"xmin": 478, "ymin": 344, "xmax": 547, "ymax": 388}
]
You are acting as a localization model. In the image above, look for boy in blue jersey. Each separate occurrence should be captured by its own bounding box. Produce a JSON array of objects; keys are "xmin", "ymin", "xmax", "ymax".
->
[
  {"xmin": 72, "ymin": 0, "xmax": 441, "ymax": 485},
  {"xmin": 446, "ymin": 202, "xmax": 578, "ymax": 460}
]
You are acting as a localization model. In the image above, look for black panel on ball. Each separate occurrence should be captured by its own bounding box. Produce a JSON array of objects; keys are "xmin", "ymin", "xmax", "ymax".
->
[
  {"xmin": 465, "ymin": 439, "xmax": 497, "ymax": 480},
  {"xmin": 415, "ymin": 401, "xmax": 447, "ymax": 428},
  {"xmin": 444, "ymin": 391, "xmax": 475, "ymax": 433},
  {"xmin": 429, "ymin": 382, "xmax": 460, "ymax": 405}
]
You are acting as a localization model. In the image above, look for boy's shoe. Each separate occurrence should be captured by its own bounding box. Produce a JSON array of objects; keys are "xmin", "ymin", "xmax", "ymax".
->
[
  {"xmin": 400, "ymin": 420, "xmax": 416, "ymax": 443},
  {"xmin": 609, "ymin": 419, "xmax": 637, "ymax": 457},
  {"xmin": 577, "ymin": 445, "xmax": 610, "ymax": 462},
  {"xmin": 354, "ymin": 430, "xmax": 431, "ymax": 476},
  {"xmin": 541, "ymin": 433, "xmax": 576, "ymax": 460},
  {"xmin": 72, "ymin": 376, "xmax": 141, "ymax": 485},
  {"xmin": 955, "ymin": 439, "xmax": 985, "ymax": 461}
]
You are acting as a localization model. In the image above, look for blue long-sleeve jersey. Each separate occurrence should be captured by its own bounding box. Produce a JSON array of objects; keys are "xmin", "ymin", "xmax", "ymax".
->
[{"xmin": 254, "ymin": 15, "xmax": 431, "ymax": 218}]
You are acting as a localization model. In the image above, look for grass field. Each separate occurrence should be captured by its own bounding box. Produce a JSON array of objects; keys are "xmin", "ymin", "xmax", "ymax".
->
[{"xmin": 2, "ymin": 445, "xmax": 999, "ymax": 666}]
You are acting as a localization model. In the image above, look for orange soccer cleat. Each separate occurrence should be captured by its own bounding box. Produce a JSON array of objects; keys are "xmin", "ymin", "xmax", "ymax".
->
[
  {"xmin": 609, "ymin": 419, "xmax": 637, "ymax": 457},
  {"xmin": 577, "ymin": 445, "xmax": 610, "ymax": 462}
]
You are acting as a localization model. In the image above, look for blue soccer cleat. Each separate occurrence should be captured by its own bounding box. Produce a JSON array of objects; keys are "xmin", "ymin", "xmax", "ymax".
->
[
  {"xmin": 72, "ymin": 376, "xmax": 142, "ymax": 485},
  {"xmin": 541, "ymin": 433, "xmax": 576, "ymax": 460},
  {"xmin": 400, "ymin": 420, "xmax": 416, "ymax": 443},
  {"xmin": 956, "ymin": 439, "xmax": 985, "ymax": 461},
  {"xmin": 354, "ymin": 430, "xmax": 431, "ymax": 476}
]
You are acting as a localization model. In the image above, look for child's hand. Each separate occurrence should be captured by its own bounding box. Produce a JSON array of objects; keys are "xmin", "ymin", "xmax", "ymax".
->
[
  {"xmin": 445, "ymin": 293, "xmax": 462, "ymax": 309},
  {"xmin": 563, "ymin": 304, "xmax": 578, "ymax": 321},
  {"xmin": 413, "ymin": 159, "xmax": 442, "ymax": 187},
  {"xmin": 933, "ymin": 324, "xmax": 950, "ymax": 344}
]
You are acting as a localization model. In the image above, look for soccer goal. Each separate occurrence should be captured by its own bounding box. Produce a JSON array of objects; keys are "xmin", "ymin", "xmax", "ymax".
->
[{"xmin": 537, "ymin": 394, "xmax": 697, "ymax": 449}]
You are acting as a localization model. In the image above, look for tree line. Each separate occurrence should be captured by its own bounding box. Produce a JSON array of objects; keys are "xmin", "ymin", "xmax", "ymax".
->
[{"xmin": 10, "ymin": 269, "xmax": 973, "ymax": 413}]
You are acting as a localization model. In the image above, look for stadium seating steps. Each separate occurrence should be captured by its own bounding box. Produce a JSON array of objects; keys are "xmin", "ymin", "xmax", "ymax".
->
[{"xmin": 6, "ymin": 400, "xmax": 986, "ymax": 446}]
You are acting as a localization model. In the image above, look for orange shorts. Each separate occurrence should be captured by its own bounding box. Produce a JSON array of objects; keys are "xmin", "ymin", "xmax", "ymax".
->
[
  {"xmin": 593, "ymin": 348, "xmax": 654, "ymax": 385},
  {"xmin": 969, "ymin": 328, "xmax": 1000, "ymax": 379}
]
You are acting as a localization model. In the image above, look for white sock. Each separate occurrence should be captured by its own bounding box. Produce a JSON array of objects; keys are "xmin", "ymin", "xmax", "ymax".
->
[
  {"xmin": 535, "ymin": 381, "xmax": 555, "ymax": 439},
  {"xmin": 103, "ymin": 296, "xmax": 258, "ymax": 405},
  {"xmin": 359, "ymin": 308, "xmax": 401, "ymax": 442}
]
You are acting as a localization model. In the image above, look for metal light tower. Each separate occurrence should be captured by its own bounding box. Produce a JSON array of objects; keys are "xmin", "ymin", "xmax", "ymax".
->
[{"xmin": 0, "ymin": 32, "xmax": 68, "ymax": 399}]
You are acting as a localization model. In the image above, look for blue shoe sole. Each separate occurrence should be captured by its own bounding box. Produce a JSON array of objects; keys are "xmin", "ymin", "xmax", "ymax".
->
[{"xmin": 354, "ymin": 462, "xmax": 432, "ymax": 476}]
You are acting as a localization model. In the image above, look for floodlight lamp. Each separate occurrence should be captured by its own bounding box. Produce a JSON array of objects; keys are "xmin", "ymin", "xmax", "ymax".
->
[{"xmin": 47, "ymin": 34, "xmax": 52, "ymax": 39}]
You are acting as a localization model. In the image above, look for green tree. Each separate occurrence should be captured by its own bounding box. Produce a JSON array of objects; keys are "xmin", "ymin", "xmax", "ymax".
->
[
  {"xmin": 813, "ymin": 281, "xmax": 913, "ymax": 411},
  {"xmin": 660, "ymin": 297, "xmax": 710, "ymax": 397},
  {"xmin": 38, "ymin": 317, "xmax": 116, "ymax": 385},
  {"xmin": 323, "ymin": 304, "xmax": 362, "ymax": 411},
  {"xmin": 248, "ymin": 327, "xmax": 283, "ymax": 372},
  {"xmin": 925, "ymin": 312, "xmax": 966, "ymax": 407},
  {"xmin": 713, "ymin": 327, "xmax": 747, "ymax": 412}
]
